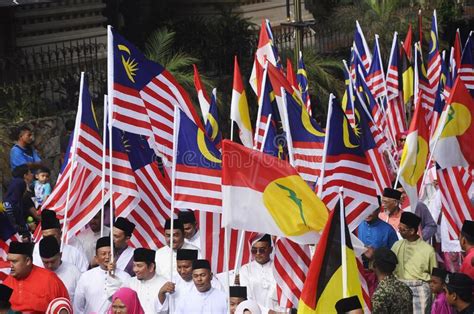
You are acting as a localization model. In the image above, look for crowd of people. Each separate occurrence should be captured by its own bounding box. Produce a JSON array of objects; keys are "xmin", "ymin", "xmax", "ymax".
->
[{"xmin": 0, "ymin": 121, "xmax": 473, "ymax": 314}]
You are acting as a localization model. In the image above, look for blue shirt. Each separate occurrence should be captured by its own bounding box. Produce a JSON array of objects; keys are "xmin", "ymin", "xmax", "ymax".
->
[
  {"xmin": 10, "ymin": 144, "xmax": 41, "ymax": 170},
  {"xmin": 358, "ymin": 218, "xmax": 399, "ymax": 249}
]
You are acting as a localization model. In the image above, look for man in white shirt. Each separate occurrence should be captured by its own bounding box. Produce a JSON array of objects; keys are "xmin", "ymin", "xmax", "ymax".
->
[
  {"xmin": 175, "ymin": 259, "xmax": 227, "ymax": 313},
  {"xmin": 125, "ymin": 248, "xmax": 168, "ymax": 313},
  {"xmin": 33, "ymin": 209, "xmax": 89, "ymax": 272},
  {"xmin": 73, "ymin": 211, "xmax": 110, "ymax": 267},
  {"xmin": 113, "ymin": 217, "xmax": 135, "ymax": 276},
  {"xmin": 73, "ymin": 236, "xmax": 130, "ymax": 314},
  {"xmin": 238, "ymin": 234, "xmax": 283, "ymax": 312},
  {"xmin": 39, "ymin": 235, "xmax": 81, "ymax": 302},
  {"xmin": 179, "ymin": 211, "xmax": 201, "ymax": 249},
  {"xmin": 155, "ymin": 218, "xmax": 200, "ymax": 280}
]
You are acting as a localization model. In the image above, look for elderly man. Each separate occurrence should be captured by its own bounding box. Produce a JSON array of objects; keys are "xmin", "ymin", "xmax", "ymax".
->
[
  {"xmin": 113, "ymin": 217, "xmax": 136, "ymax": 276},
  {"xmin": 174, "ymin": 259, "xmax": 227, "ymax": 313},
  {"xmin": 4, "ymin": 241, "xmax": 69, "ymax": 312},
  {"xmin": 32, "ymin": 209, "xmax": 88, "ymax": 272},
  {"xmin": 125, "ymin": 248, "xmax": 168, "ymax": 313},
  {"xmin": 392, "ymin": 212, "xmax": 437, "ymax": 314},
  {"xmin": 154, "ymin": 218, "xmax": 200, "ymax": 280},
  {"xmin": 39, "ymin": 236, "xmax": 81, "ymax": 302},
  {"xmin": 73, "ymin": 237, "xmax": 130, "ymax": 314},
  {"xmin": 179, "ymin": 211, "xmax": 200, "ymax": 249}
]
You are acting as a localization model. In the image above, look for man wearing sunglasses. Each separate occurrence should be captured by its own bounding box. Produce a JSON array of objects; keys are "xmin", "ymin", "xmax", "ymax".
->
[{"xmin": 238, "ymin": 234, "xmax": 285, "ymax": 313}]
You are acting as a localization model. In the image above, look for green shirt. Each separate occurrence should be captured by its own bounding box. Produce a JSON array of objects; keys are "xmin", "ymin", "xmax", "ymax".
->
[{"xmin": 391, "ymin": 237, "xmax": 437, "ymax": 281}]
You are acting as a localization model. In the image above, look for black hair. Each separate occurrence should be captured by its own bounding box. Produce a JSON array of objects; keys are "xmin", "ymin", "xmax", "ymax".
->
[
  {"xmin": 461, "ymin": 231, "xmax": 474, "ymax": 245},
  {"xmin": 17, "ymin": 125, "xmax": 32, "ymax": 139},
  {"xmin": 12, "ymin": 165, "xmax": 30, "ymax": 178},
  {"xmin": 373, "ymin": 260, "xmax": 396, "ymax": 274},
  {"xmin": 446, "ymin": 286, "xmax": 472, "ymax": 303},
  {"xmin": 36, "ymin": 166, "xmax": 50, "ymax": 175}
]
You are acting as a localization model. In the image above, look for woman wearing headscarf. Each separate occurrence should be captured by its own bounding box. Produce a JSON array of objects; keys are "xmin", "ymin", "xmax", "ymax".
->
[
  {"xmin": 108, "ymin": 287, "xmax": 145, "ymax": 314},
  {"xmin": 46, "ymin": 297, "xmax": 73, "ymax": 314}
]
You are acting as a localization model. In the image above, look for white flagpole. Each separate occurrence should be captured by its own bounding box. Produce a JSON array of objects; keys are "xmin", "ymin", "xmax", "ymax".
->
[
  {"xmin": 281, "ymin": 88, "xmax": 295, "ymax": 167},
  {"xmin": 107, "ymin": 24, "xmax": 115, "ymax": 257},
  {"xmin": 101, "ymin": 95, "xmax": 108, "ymax": 237},
  {"xmin": 317, "ymin": 94, "xmax": 334, "ymax": 197},
  {"xmin": 108, "ymin": 84, "xmax": 114, "ymax": 260},
  {"xmin": 339, "ymin": 187, "xmax": 348, "ymax": 298},
  {"xmin": 253, "ymin": 61, "xmax": 269, "ymax": 149},
  {"xmin": 60, "ymin": 72, "xmax": 83, "ymax": 250}
]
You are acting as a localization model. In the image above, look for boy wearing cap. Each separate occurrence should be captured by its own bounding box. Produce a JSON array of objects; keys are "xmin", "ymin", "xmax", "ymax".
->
[
  {"xmin": 4, "ymin": 241, "xmax": 69, "ymax": 313},
  {"xmin": 460, "ymin": 220, "xmax": 474, "ymax": 280},
  {"xmin": 174, "ymin": 259, "xmax": 227, "ymax": 313},
  {"xmin": 39, "ymin": 236, "xmax": 81, "ymax": 302},
  {"xmin": 444, "ymin": 272, "xmax": 474, "ymax": 314},
  {"xmin": 230, "ymin": 286, "xmax": 247, "ymax": 314},
  {"xmin": 73, "ymin": 237, "xmax": 130, "ymax": 314},
  {"xmin": 179, "ymin": 211, "xmax": 201, "ymax": 249},
  {"xmin": 112, "ymin": 217, "xmax": 136, "ymax": 276},
  {"xmin": 430, "ymin": 268, "xmax": 454, "ymax": 314},
  {"xmin": 392, "ymin": 212, "xmax": 437, "ymax": 314},
  {"xmin": 124, "ymin": 248, "xmax": 168, "ymax": 313}
]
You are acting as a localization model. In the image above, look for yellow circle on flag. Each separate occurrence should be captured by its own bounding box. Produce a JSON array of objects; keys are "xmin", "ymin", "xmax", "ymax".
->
[
  {"xmin": 262, "ymin": 175, "xmax": 327, "ymax": 236},
  {"xmin": 441, "ymin": 102, "xmax": 472, "ymax": 138},
  {"xmin": 401, "ymin": 135, "xmax": 428, "ymax": 186}
]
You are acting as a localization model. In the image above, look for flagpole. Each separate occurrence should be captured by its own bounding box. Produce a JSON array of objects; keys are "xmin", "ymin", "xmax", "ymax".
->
[
  {"xmin": 100, "ymin": 94, "xmax": 108, "ymax": 237},
  {"xmin": 108, "ymin": 81, "xmax": 115, "ymax": 261},
  {"xmin": 339, "ymin": 187, "xmax": 348, "ymax": 298},
  {"xmin": 253, "ymin": 61, "xmax": 269, "ymax": 149},
  {"xmin": 60, "ymin": 72, "xmax": 83, "ymax": 250},
  {"xmin": 281, "ymin": 88, "xmax": 295, "ymax": 166},
  {"xmin": 230, "ymin": 120, "xmax": 234, "ymax": 142},
  {"xmin": 107, "ymin": 25, "xmax": 115, "ymax": 258},
  {"xmin": 317, "ymin": 94, "xmax": 334, "ymax": 197},
  {"xmin": 169, "ymin": 106, "xmax": 179, "ymax": 313}
]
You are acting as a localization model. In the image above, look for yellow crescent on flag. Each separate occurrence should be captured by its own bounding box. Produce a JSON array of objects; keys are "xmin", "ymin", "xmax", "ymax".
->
[
  {"xmin": 343, "ymin": 115, "xmax": 359, "ymax": 148},
  {"xmin": 301, "ymin": 106, "xmax": 325, "ymax": 137},
  {"xmin": 430, "ymin": 31, "xmax": 437, "ymax": 54},
  {"xmin": 118, "ymin": 44, "xmax": 138, "ymax": 83},
  {"xmin": 197, "ymin": 129, "xmax": 221, "ymax": 163}
]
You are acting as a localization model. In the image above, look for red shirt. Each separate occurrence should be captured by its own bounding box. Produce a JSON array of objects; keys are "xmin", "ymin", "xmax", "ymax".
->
[
  {"xmin": 4, "ymin": 265, "xmax": 69, "ymax": 313},
  {"xmin": 461, "ymin": 247, "xmax": 474, "ymax": 280}
]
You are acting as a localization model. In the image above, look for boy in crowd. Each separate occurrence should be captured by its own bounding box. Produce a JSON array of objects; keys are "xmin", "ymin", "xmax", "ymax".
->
[
  {"xmin": 430, "ymin": 268, "xmax": 454, "ymax": 314},
  {"xmin": 34, "ymin": 166, "xmax": 51, "ymax": 207}
]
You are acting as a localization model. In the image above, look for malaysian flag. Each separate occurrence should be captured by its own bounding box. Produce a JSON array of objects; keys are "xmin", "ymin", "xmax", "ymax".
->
[
  {"xmin": 174, "ymin": 108, "xmax": 222, "ymax": 213},
  {"xmin": 437, "ymin": 166, "xmax": 474, "ymax": 240},
  {"xmin": 204, "ymin": 88, "xmax": 222, "ymax": 149},
  {"xmin": 273, "ymin": 237, "xmax": 311, "ymax": 309},
  {"xmin": 427, "ymin": 11, "xmax": 442, "ymax": 89},
  {"xmin": 386, "ymin": 32, "xmax": 407, "ymax": 146},
  {"xmin": 109, "ymin": 27, "xmax": 203, "ymax": 166},
  {"xmin": 320, "ymin": 96, "xmax": 379, "ymax": 231},
  {"xmin": 415, "ymin": 43, "xmax": 436, "ymax": 118},
  {"xmin": 459, "ymin": 32, "xmax": 474, "ymax": 91},
  {"xmin": 342, "ymin": 64, "xmax": 356, "ymax": 128},
  {"xmin": 42, "ymin": 73, "xmax": 108, "ymax": 242},
  {"xmin": 366, "ymin": 35, "xmax": 387, "ymax": 99},
  {"xmin": 284, "ymin": 90, "xmax": 325, "ymax": 185},
  {"xmin": 193, "ymin": 64, "xmax": 211, "ymax": 123},
  {"xmin": 353, "ymin": 21, "xmax": 372, "ymax": 72},
  {"xmin": 297, "ymin": 51, "xmax": 312, "ymax": 115}
]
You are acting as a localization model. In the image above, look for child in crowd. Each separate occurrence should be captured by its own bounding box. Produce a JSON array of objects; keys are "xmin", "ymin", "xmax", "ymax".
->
[
  {"xmin": 430, "ymin": 267, "xmax": 454, "ymax": 314},
  {"xmin": 34, "ymin": 166, "xmax": 51, "ymax": 207}
]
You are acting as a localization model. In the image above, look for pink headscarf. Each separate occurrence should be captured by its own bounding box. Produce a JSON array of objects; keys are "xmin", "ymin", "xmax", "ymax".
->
[
  {"xmin": 46, "ymin": 297, "xmax": 73, "ymax": 314},
  {"xmin": 108, "ymin": 287, "xmax": 145, "ymax": 314}
]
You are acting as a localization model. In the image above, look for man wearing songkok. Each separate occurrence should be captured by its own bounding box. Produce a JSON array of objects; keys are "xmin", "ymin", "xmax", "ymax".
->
[
  {"xmin": 154, "ymin": 218, "xmax": 200, "ymax": 279},
  {"xmin": 113, "ymin": 217, "xmax": 136, "ymax": 276},
  {"xmin": 430, "ymin": 267, "xmax": 454, "ymax": 314},
  {"xmin": 230, "ymin": 286, "xmax": 248, "ymax": 314},
  {"xmin": 4, "ymin": 241, "xmax": 69, "ymax": 313},
  {"xmin": 39, "ymin": 236, "xmax": 81, "ymax": 302},
  {"xmin": 174, "ymin": 259, "xmax": 227, "ymax": 313},
  {"xmin": 460, "ymin": 219, "xmax": 474, "ymax": 280},
  {"xmin": 32, "ymin": 209, "xmax": 88, "ymax": 272},
  {"xmin": 239, "ymin": 234, "xmax": 284, "ymax": 312},
  {"xmin": 335, "ymin": 295, "xmax": 363, "ymax": 314},
  {"xmin": 358, "ymin": 196, "xmax": 398, "ymax": 268},
  {"xmin": 124, "ymin": 248, "xmax": 167, "ymax": 313},
  {"xmin": 179, "ymin": 211, "xmax": 201, "ymax": 249},
  {"xmin": 444, "ymin": 272, "xmax": 474, "ymax": 314},
  {"xmin": 371, "ymin": 247, "xmax": 413, "ymax": 313},
  {"xmin": 73, "ymin": 210, "xmax": 110, "ymax": 267},
  {"xmin": 73, "ymin": 236, "xmax": 130, "ymax": 313},
  {"xmin": 392, "ymin": 211, "xmax": 437, "ymax": 313},
  {"xmin": 0, "ymin": 284, "xmax": 14, "ymax": 313}
]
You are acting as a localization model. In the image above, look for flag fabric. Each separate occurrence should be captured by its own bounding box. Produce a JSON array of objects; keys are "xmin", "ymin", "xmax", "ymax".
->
[
  {"xmin": 398, "ymin": 93, "xmax": 430, "ymax": 210},
  {"xmin": 297, "ymin": 51, "xmax": 312, "ymax": 115},
  {"xmin": 42, "ymin": 73, "xmax": 108, "ymax": 242},
  {"xmin": 403, "ymin": 24, "xmax": 413, "ymax": 61},
  {"xmin": 298, "ymin": 202, "xmax": 366, "ymax": 313},
  {"xmin": 230, "ymin": 56, "xmax": 253, "ymax": 148},
  {"xmin": 415, "ymin": 43, "xmax": 437, "ymax": 121},
  {"xmin": 286, "ymin": 58, "xmax": 299, "ymax": 93},
  {"xmin": 459, "ymin": 32, "xmax": 474, "ymax": 91},
  {"xmin": 427, "ymin": 11, "xmax": 442, "ymax": 89},
  {"xmin": 342, "ymin": 65, "xmax": 356, "ymax": 128},
  {"xmin": 174, "ymin": 109, "xmax": 222, "ymax": 213},
  {"xmin": 284, "ymin": 90, "xmax": 325, "ymax": 184},
  {"xmin": 366, "ymin": 36, "xmax": 387, "ymax": 99},
  {"xmin": 109, "ymin": 27, "xmax": 203, "ymax": 165},
  {"xmin": 222, "ymin": 140, "xmax": 328, "ymax": 244},
  {"xmin": 432, "ymin": 77, "xmax": 474, "ymax": 168},
  {"xmin": 401, "ymin": 45, "xmax": 414, "ymax": 107},
  {"xmin": 193, "ymin": 64, "xmax": 211, "ymax": 123},
  {"xmin": 204, "ymin": 89, "xmax": 222, "ymax": 149},
  {"xmin": 273, "ymin": 237, "xmax": 311, "ymax": 308},
  {"xmin": 453, "ymin": 29, "xmax": 462, "ymax": 75},
  {"xmin": 320, "ymin": 97, "xmax": 379, "ymax": 231},
  {"xmin": 437, "ymin": 166, "xmax": 474, "ymax": 240},
  {"xmin": 353, "ymin": 21, "xmax": 372, "ymax": 72}
]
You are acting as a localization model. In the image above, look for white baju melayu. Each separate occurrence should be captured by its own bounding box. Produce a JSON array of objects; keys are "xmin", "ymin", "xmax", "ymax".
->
[
  {"xmin": 174, "ymin": 287, "xmax": 227, "ymax": 314},
  {"xmin": 125, "ymin": 273, "xmax": 168, "ymax": 313},
  {"xmin": 239, "ymin": 259, "xmax": 285, "ymax": 312},
  {"xmin": 73, "ymin": 225, "xmax": 110, "ymax": 265},
  {"xmin": 33, "ymin": 243, "xmax": 89, "ymax": 272},
  {"xmin": 55, "ymin": 261, "xmax": 81, "ymax": 302},
  {"xmin": 155, "ymin": 242, "xmax": 200, "ymax": 280},
  {"xmin": 185, "ymin": 231, "xmax": 201, "ymax": 250},
  {"xmin": 115, "ymin": 246, "xmax": 134, "ymax": 276},
  {"xmin": 73, "ymin": 266, "xmax": 130, "ymax": 314}
]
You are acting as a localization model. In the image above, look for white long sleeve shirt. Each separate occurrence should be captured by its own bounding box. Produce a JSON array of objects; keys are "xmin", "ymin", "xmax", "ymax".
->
[
  {"xmin": 33, "ymin": 243, "xmax": 89, "ymax": 272},
  {"xmin": 155, "ymin": 242, "xmax": 200, "ymax": 280},
  {"xmin": 174, "ymin": 287, "xmax": 227, "ymax": 313},
  {"xmin": 55, "ymin": 261, "xmax": 81, "ymax": 303},
  {"xmin": 125, "ymin": 273, "xmax": 168, "ymax": 314}
]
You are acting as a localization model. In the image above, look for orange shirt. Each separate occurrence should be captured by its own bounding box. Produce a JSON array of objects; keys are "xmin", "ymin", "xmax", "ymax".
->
[
  {"xmin": 4, "ymin": 265, "xmax": 69, "ymax": 313},
  {"xmin": 461, "ymin": 247, "xmax": 474, "ymax": 280},
  {"xmin": 379, "ymin": 209, "xmax": 403, "ymax": 232}
]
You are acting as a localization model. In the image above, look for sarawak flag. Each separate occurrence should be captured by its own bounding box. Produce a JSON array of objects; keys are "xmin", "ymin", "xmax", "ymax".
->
[
  {"xmin": 222, "ymin": 140, "xmax": 328, "ymax": 244},
  {"xmin": 298, "ymin": 202, "xmax": 366, "ymax": 313},
  {"xmin": 432, "ymin": 77, "xmax": 474, "ymax": 168}
]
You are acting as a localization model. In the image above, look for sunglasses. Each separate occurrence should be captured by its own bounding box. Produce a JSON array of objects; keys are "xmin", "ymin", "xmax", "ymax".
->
[{"xmin": 251, "ymin": 247, "xmax": 268, "ymax": 254}]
